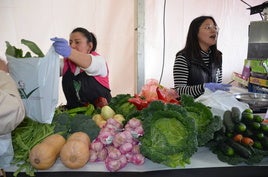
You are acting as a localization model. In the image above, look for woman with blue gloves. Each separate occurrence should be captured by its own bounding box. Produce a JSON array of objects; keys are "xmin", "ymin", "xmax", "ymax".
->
[
  {"xmin": 173, "ymin": 16, "xmax": 231, "ymax": 98},
  {"xmin": 51, "ymin": 27, "xmax": 111, "ymax": 109}
]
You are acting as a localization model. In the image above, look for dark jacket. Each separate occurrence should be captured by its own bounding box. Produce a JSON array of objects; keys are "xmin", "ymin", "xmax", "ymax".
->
[{"xmin": 180, "ymin": 50, "xmax": 222, "ymax": 86}]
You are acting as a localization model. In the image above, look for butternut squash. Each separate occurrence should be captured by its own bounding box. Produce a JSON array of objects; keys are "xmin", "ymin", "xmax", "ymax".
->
[
  {"xmin": 60, "ymin": 132, "xmax": 91, "ymax": 169},
  {"xmin": 29, "ymin": 134, "xmax": 66, "ymax": 170},
  {"xmin": 67, "ymin": 131, "xmax": 91, "ymax": 145}
]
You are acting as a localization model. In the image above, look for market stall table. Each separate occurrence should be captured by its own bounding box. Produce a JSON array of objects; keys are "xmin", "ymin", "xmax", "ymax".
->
[
  {"xmin": 5, "ymin": 147, "xmax": 268, "ymax": 177},
  {"xmin": 5, "ymin": 86, "xmax": 268, "ymax": 177}
]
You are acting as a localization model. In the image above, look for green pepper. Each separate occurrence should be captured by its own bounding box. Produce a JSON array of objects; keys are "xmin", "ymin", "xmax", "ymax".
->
[
  {"xmin": 67, "ymin": 106, "xmax": 88, "ymax": 115},
  {"xmin": 85, "ymin": 104, "xmax": 95, "ymax": 116}
]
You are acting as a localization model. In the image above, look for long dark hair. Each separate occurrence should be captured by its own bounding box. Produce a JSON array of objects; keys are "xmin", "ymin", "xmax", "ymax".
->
[
  {"xmin": 176, "ymin": 16, "xmax": 221, "ymax": 64},
  {"xmin": 71, "ymin": 27, "xmax": 97, "ymax": 52}
]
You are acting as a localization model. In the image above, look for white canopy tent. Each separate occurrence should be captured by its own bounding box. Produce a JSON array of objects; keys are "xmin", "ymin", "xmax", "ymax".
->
[{"xmin": 0, "ymin": 0, "xmax": 264, "ymax": 105}]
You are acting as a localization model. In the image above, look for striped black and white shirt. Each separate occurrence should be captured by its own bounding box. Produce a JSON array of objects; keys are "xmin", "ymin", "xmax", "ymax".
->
[{"xmin": 173, "ymin": 50, "xmax": 222, "ymax": 98}]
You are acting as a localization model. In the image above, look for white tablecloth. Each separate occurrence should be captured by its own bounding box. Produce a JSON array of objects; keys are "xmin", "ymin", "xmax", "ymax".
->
[{"xmin": 4, "ymin": 147, "xmax": 268, "ymax": 173}]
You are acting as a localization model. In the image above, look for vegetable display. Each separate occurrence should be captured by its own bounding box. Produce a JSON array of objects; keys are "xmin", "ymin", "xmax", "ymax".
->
[
  {"xmin": 6, "ymin": 38, "xmax": 267, "ymax": 175},
  {"xmin": 8, "ymin": 82, "xmax": 268, "ymax": 176},
  {"xmin": 207, "ymin": 107, "xmax": 268, "ymax": 165}
]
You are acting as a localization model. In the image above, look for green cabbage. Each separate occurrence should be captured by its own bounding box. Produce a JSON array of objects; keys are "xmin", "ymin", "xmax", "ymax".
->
[
  {"xmin": 139, "ymin": 101, "xmax": 198, "ymax": 167},
  {"xmin": 180, "ymin": 94, "xmax": 222, "ymax": 146}
]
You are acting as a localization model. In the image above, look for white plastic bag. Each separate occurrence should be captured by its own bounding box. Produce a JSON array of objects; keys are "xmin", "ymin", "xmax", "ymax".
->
[
  {"xmin": 0, "ymin": 133, "xmax": 13, "ymax": 168},
  {"xmin": 6, "ymin": 46, "xmax": 59, "ymax": 123},
  {"xmin": 195, "ymin": 89, "xmax": 249, "ymax": 118}
]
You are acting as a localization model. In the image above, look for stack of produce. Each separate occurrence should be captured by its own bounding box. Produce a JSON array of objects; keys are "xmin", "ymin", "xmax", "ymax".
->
[
  {"xmin": 9, "ymin": 40, "xmax": 263, "ymax": 176},
  {"xmin": 89, "ymin": 117, "xmax": 145, "ymax": 171},
  {"xmin": 207, "ymin": 107, "xmax": 268, "ymax": 165},
  {"xmin": 10, "ymin": 80, "xmax": 247, "ymax": 176}
]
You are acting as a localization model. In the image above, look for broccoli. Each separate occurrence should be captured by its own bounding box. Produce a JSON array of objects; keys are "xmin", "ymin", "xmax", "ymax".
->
[
  {"xmin": 52, "ymin": 113, "xmax": 100, "ymax": 140},
  {"xmin": 69, "ymin": 114, "xmax": 100, "ymax": 140},
  {"xmin": 52, "ymin": 112, "xmax": 72, "ymax": 138}
]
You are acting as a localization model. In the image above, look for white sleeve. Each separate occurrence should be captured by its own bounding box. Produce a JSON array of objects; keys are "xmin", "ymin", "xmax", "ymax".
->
[
  {"xmin": 82, "ymin": 54, "xmax": 107, "ymax": 77},
  {"xmin": 0, "ymin": 71, "xmax": 25, "ymax": 135}
]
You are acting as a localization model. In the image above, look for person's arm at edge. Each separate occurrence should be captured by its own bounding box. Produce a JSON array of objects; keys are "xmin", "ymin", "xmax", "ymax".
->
[{"xmin": 0, "ymin": 70, "xmax": 25, "ymax": 135}]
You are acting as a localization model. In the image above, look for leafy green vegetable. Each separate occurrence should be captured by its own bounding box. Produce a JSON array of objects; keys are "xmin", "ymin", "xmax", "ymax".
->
[
  {"xmin": 11, "ymin": 117, "xmax": 54, "ymax": 177},
  {"xmin": 181, "ymin": 94, "xmax": 222, "ymax": 146},
  {"xmin": 21, "ymin": 39, "xmax": 44, "ymax": 57},
  {"xmin": 5, "ymin": 41, "xmax": 23, "ymax": 58},
  {"xmin": 216, "ymin": 149, "xmax": 265, "ymax": 165},
  {"xmin": 5, "ymin": 39, "xmax": 44, "ymax": 58},
  {"xmin": 139, "ymin": 101, "xmax": 198, "ymax": 167}
]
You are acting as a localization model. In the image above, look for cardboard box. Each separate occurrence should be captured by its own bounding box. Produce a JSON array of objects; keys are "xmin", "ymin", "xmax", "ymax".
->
[{"xmin": 249, "ymin": 76, "xmax": 268, "ymax": 88}]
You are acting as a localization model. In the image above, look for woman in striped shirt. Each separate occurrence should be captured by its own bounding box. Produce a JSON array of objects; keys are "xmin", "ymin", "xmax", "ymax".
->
[{"xmin": 173, "ymin": 16, "xmax": 230, "ymax": 98}]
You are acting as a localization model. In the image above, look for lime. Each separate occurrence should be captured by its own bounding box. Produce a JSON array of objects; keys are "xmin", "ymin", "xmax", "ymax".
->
[
  {"xmin": 257, "ymin": 132, "xmax": 265, "ymax": 140},
  {"xmin": 241, "ymin": 112, "xmax": 254, "ymax": 123},
  {"xmin": 253, "ymin": 115, "xmax": 264, "ymax": 123},
  {"xmin": 243, "ymin": 108, "xmax": 253, "ymax": 114},
  {"xmin": 235, "ymin": 122, "xmax": 247, "ymax": 132},
  {"xmin": 251, "ymin": 122, "xmax": 261, "ymax": 130},
  {"xmin": 225, "ymin": 147, "xmax": 235, "ymax": 156},
  {"xmin": 253, "ymin": 140, "xmax": 263, "ymax": 149},
  {"xmin": 261, "ymin": 123, "xmax": 268, "ymax": 132}
]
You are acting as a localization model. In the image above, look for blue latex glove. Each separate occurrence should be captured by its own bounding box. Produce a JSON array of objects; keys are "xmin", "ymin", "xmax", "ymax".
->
[
  {"xmin": 204, "ymin": 83, "xmax": 231, "ymax": 92},
  {"xmin": 50, "ymin": 37, "xmax": 71, "ymax": 58}
]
